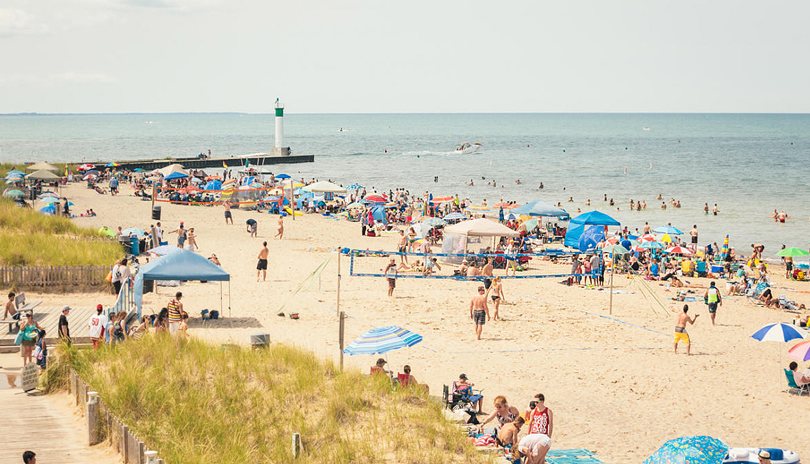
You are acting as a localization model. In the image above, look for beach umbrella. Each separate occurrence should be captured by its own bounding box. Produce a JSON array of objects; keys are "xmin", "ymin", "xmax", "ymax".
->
[
  {"xmin": 666, "ymin": 246, "xmax": 693, "ymax": 256},
  {"xmin": 364, "ymin": 194, "xmax": 387, "ymax": 203},
  {"xmin": 121, "ymin": 227, "xmax": 146, "ymax": 237},
  {"xmin": 275, "ymin": 173, "xmax": 291, "ymax": 179},
  {"xmin": 346, "ymin": 183, "xmax": 364, "ymax": 190},
  {"xmin": 752, "ymin": 322, "xmax": 806, "ymax": 389},
  {"xmin": 443, "ymin": 212, "xmax": 466, "ymax": 220},
  {"xmin": 343, "ymin": 326, "xmax": 423, "ymax": 356},
  {"xmin": 788, "ymin": 340, "xmax": 810, "ymax": 362},
  {"xmin": 602, "ymin": 244, "xmax": 629, "ymax": 254},
  {"xmin": 420, "ymin": 217, "xmax": 446, "ymax": 228},
  {"xmin": 639, "ymin": 234, "xmax": 657, "ymax": 242},
  {"xmin": 430, "ymin": 196, "xmax": 454, "ymax": 204},
  {"xmin": 523, "ymin": 218, "xmax": 538, "ymax": 230},
  {"xmin": 720, "ymin": 235, "xmax": 730, "ymax": 258},
  {"xmin": 106, "ymin": 162, "xmax": 120, "ymax": 167},
  {"xmin": 346, "ymin": 202, "xmax": 365, "ymax": 209},
  {"xmin": 133, "ymin": 168, "xmax": 145, "ymax": 172},
  {"xmin": 777, "ymin": 247, "xmax": 809, "ymax": 257},
  {"xmin": 605, "ymin": 236, "xmax": 621, "ymax": 245},
  {"xmin": 2, "ymin": 189, "xmax": 25, "ymax": 198},
  {"xmin": 42, "ymin": 199, "xmax": 73, "ymax": 206},
  {"xmin": 6, "ymin": 170, "xmax": 24, "ymax": 176},
  {"xmin": 504, "ymin": 212, "xmax": 520, "ymax": 221},
  {"xmin": 493, "ymin": 201, "xmax": 517, "ymax": 209},
  {"xmin": 660, "ymin": 234, "xmax": 673, "ymax": 243},
  {"xmin": 511, "ymin": 199, "xmax": 569, "ymax": 218},
  {"xmin": 39, "ymin": 206, "xmax": 55, "ymax": 215},
  {"xmin": 83, "ymin": 174, "xmax": 98, "ymax": 180},
  {"xmin": 641, "ymin": 241, "xmax": 665, "ymax": 250},
  {"xmin": 97, "ymin": 227, "xmax": 116, "ymax": 238},
  {"xmin": 205, "ymin": 175, "xmax": 222, "ymax": 181},
  {"xmin": 752, "ymin": 323, "xmax": 805, "ymax": 343},
  {"xmin": 653, "ymin": 225, "xmax": 683, "ymax": 235},
  {"xmin": 204, "ymin": 180, "xmax": 223, "ymax": 190},
  {"xmin": 466, "ymin": 205, "xmax": 490, "ymax": 212},
  {"xmin": 644, "ymin": 435, "xmax": 728, "ymax": 464},
  {"xmin": 77, "ymin": 164, "xmax": 95, "ymax": 171}
]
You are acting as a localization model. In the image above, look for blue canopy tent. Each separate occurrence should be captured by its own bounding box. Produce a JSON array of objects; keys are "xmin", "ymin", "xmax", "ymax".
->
[
  {"xmin": 133, "ymin": 249, "xmax": 231, "ymax": 319},
  {"xmin": 564, "ymin": 211, "xmax": 621, "ymax": 248},
  {"xmin": 164, "ymin": 171, "xmax": 188, "ymax": 180},
  {"xmin": 511, "ymin": 199, "xmax": 570, "ymax": 220}
]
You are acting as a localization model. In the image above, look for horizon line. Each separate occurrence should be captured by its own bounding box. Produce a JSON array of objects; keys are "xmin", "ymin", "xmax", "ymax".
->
[{"xmin": 2, "ymin": 111, "xmax": 810, "ymax": 116}]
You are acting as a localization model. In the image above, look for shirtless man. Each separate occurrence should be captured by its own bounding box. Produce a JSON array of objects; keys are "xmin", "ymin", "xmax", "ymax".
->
[
  {"xmin": 223, "ymin": 200, "xmax": 233, "ymax": 225},
  {"xmin": 674, "ymin": 304, "xmax": 699, "ymax": 356},
  {"xmin": 498, "ymin": 416, "xmax": 524, "ymax": 450},
  {"xmin": 3, "ymin": 292, "xmax": 19, "ymax": 322},
  {"xmin": 689, "ymin": 225, "xmax": 698, "ymax": 250},
  {"xmin": 642, "ymin": 222, "xmax": 651, "ymax": 234},
  {"xmin": 397, "ymin": 230, "xmax": 409, "ymax": 264},
  {"xmin": 469, "ymin": 286, "xmax": 490, "ymax": 340},
  {"xmin": 482, "ymin": 258, "xmax": 494, "ymax": 290},
  {"xmin": 256, "ymin": 241, "xmax": 269, "ymax": 281},
  {"xmin": 275, "ymin": 215, "xmax": 284, "ymax": 239}
]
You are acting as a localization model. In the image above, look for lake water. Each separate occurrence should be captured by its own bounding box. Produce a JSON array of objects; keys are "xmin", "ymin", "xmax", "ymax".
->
[{"xmin": 1, "ymin": 112, "xmax": 809, "ymax": 257}]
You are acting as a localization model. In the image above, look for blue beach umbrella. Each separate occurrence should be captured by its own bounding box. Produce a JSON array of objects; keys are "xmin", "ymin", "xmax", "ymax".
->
[
  {"xmin": 751, "ymin": 322, "xmax": 805, "ymax": 389},
  {"xmin": 275, "ymin": 173, "xmax": 291, "ymax": 179},
  {"xmin": 134, "ymin": 168, "xmax": 145, "ymax": 172},
  {"xmin": 644, "ymin": 435, "xmax": 728, "ymax": 464},
  {"xmin": 653, "ymin": 225, "xmax": 683, "ymax": 235},
  {"xmin": 343, "ymin": 326, "xmax": 423, "ymax": 356},
  {"xmin": 3, "ymin": 189, "xmax": 25, "ymax": 198},
  {"xmin": 641, "ymin": 241, "xmax": 665, "ymax": 250},
  {"xmin": 751, "ymin": 323, "xmax": 805, "ymax": 343},
  {"xmin": 6, "ymin": 170, "xmax": 24, "ymax": 176},
  {"xmin": 163, "ymin": 171, "xmax": 188, "ymax": 180},
  {"xmin": 39, "ymin": 206, "xmax": 55, "ymax": 215},
  {"xmin": 204, "ymin": 180, "xmax": 223, "ymax": 190},
  {"xmin": 443, "ymin": 212, "xmax": 466, "ymax": 220},
  {"xmin": 511, "ymin": 199, "xmax": 569, "ymax": 219},
  {"xmin": 346, "ymin": 183, "xmax": 364, "ymax": 190}
]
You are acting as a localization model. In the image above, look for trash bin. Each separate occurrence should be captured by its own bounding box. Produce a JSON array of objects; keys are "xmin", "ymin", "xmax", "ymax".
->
[
  {"xmin": 152, "ymin": 205, "xmax": 161, "ymax": 220},
  {"xmin": 130, "ymin": 236, "xmax": 140, "ymax": 256}
]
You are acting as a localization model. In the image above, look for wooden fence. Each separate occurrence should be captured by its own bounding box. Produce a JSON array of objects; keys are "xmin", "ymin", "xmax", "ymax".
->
[
  {"xmin": 69, "ymin": 370, "xmax": 163, "ymax": 464},
  {"xmin": 0, "ymin": 265, "xmax": 109, "ymax": 291}
]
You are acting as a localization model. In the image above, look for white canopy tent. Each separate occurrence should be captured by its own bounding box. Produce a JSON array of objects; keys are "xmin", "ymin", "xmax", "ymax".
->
[
  {"xmin": 156, "ymin": 164, "xmax": 187, "ymax": 177},
  {"xmin": 441, "ymin": 218, "xmax": 519, "ymax": 264},
  {"xmin": 302, "ymin": 181, "xmax": 347, "ymax": 194}
]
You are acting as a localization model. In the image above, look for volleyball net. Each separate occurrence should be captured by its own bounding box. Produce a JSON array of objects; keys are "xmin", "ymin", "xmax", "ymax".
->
[
  {"xmin": 344, "ymin": 248, "xmax": 603, "ymax": 281},
  {"xmin": 152, "ymin": 185, "xmax": 291, "ymax": 207}
]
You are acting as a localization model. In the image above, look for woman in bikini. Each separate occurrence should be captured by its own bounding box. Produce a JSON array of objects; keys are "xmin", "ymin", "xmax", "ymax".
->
[
  {"xmin": 407, "ymin": 227, "xmax": 417, "ymax": 253},
  {"xmin": 487, "ymin": 276, "xmax": 506, "ymax": 321},
  {"xmin": 480, "ymin": 395, "xmax": 521, "ymax": 429}
]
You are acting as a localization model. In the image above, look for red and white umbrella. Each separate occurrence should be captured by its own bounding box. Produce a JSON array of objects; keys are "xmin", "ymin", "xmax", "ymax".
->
[
  {"xmin": 666, "ymin": 246, "xmax": 693, "ymax": 255},
  {"xmin": 639, "ymin": 234, "xmax": 657, "ymax": 242},
  {"xmin": 364, "ymin": 194, "xmax": 387, "ymax": 202},
  {"xmin": 605, "ymin": 236, "xmax": 621, "ymax": 245},
  {"xmin": 430, "ymin": 196, "xmax": 454, "ymax": 204},
  {"xmin": 78, "ymin": 164, "xmax": 95, "ymax": 171}
]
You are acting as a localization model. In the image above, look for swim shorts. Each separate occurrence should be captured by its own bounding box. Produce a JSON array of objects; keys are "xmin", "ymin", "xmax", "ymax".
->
[
  {"xmin": 257, "ymin": 259, "xmax": 268, "ymax": 270},
  {"xmin": 674, "ymin": 331, "xmax": 690, "ymax": 344},
  {"xmin": 398, "ymin": 245, "xmax": 406, "ymax": 253},
  {"xmin": 388, "ymin": 278, "xmax": 396, "ymax": 288},
  {"xmin": 225, "ymin": 211, "xmax": 232, "ymax": 218},
  {"xmin": 708, "ymin": 302, "xmax": 718, "ymax": 314},
  {"xmin": 691, "ymin": 236, "xmax": 698, "ymax": 244},
  {"xmin": 473, "ymin": 310, "xmax": 486, "ymax": 325}
]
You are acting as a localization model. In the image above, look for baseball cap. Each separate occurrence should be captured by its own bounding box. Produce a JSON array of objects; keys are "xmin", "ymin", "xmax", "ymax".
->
[
  {"xmin": 62, "ymin": 305, "xmax": 71, "ymax": 311},
  {"xmin": 96, "ymin": 304, "xmax": 103, "ymax": 310}
]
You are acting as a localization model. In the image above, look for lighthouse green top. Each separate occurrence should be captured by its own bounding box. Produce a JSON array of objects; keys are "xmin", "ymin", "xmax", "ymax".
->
[{"xmin": 275, "ymin": 107, "xmax": 283, "ymax": 117}]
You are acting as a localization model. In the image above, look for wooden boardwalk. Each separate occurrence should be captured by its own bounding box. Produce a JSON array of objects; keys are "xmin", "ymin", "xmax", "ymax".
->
[
  {"xmin": 0, "ymin": 379, "xmax": 120, "ymax": 464},
  {"xmin": 1, "ymin": 306, "xmax": 96, "ymax": 342}
]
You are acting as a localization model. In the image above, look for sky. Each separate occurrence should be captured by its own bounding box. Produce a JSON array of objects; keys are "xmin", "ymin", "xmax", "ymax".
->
[{"xmin": 1, "ymin": 0, "xmax": 808, "ymax": 114}]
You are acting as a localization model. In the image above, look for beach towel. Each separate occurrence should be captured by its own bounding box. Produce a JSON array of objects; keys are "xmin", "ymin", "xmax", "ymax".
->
[{"xmin": 474, "ymin": 435, "xmax": 496, "ymax": 447}]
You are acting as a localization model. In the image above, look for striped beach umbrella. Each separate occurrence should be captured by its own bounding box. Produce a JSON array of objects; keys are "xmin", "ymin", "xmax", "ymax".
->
[
  {"xmin": 343, "ymin": 326, "xmax": 423, "ymax": 356},
  {"xmin": 752, "ymin": 322, "xmax": 805, "ymax": 389},
  {"xmin": 788, "ymin": 340, "xmax": 810, "ymax": 362},
  {"xmin": 720, "ymin": 235, "xmax": 729, "ymax": 258},
  {"xmin": 666, "ymin": 246, "xmax": 693, "ymax": 256}
]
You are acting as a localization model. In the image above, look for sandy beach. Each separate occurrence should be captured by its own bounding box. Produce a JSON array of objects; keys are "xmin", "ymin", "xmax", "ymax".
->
[{"xmin": 18, "ymin": 181, "xmax": 810, "ymax": 463}]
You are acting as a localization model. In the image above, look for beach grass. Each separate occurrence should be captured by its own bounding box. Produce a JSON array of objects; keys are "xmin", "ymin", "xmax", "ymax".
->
[
  {"xmin": 0, "ymin": 197, "xmax": 121, "ymax": 266},
  {"xmin": 50, "ymin": 336, "xmax": 491, "ymax": 464}
]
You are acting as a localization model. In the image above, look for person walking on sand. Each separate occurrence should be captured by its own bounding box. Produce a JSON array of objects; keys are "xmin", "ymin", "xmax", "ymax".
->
[
  {"xmin": 87, "ymin": 304, "xmax": 108, "ymax": 350},
  {"xmin": 674, "ymin": 304, "xmax": 699, "ymax": 356},
  {"xmin": 275, "ymin": 215, "xmax": 284, "ymax": 239},
  {"xmin": 704, "ymin": 281, "xmax": 722, "ymax": 326},
  {"xmin": 384, "ymin": 258, "xmax": 397, "ymax": 297},
  {"xmin": 469, "ymin": 286, "xmax": 490, "ymax": 340},
  {"xmin": 58, "ymin": 305, "xmax": 71, "ymax": 345},
  {"xmin": 257, "ymin": 241, "xmax": 269, "ymax": 281},
  {"xmin": 397, "ymin": 230, "xmax": 409, "ymax": 264},
  {"xmin": 223, "ymin": 200, "xmax": 233, "ymax": 225},
  {"xmin": 486, "ymin": 276, "xmax": 505, "ymax": 320},
  {"xmin": 167, "ymin": 292, "xmax": 183, "ymax": 335}
]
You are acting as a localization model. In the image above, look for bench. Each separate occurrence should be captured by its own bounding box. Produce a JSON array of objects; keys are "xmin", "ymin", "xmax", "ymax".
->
[{"xmin": 5, "ymin": 293, "xmax": 42, "ymax": 334}]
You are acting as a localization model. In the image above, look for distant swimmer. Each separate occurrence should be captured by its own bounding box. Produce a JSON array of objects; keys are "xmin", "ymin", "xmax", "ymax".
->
[
  {"xmin": 539, "ymin": 182, "xmax": 544, "ymax": 189},
  {"xmin": 624, "ymin": 167, "xmax": 627, "ymax": 175},
  {"xmin": 339, "ymin": 127, "xmax": 343, "ymax": 131},
  {"xmin": 568, "ymin": 197, "xmax": 574, "ymax": 202},
  {"xmin": 778, "ymin": 210, "xmax": 787, "ymax": 223},
  {"xmin": 469, "ymin": 179, "xmax": 474, "ymax": 186},
  {"xmin": 657, "ymin": 194, "xmax": 663, "ymax": 200},
  {"xmin": 713, "ymin": 204, "xmax": 719, "ymax": 215},
  {"xmin": 661, "ymin": 202, "xmax": 667, "ymax": 210},
  {"xmin": 649, "ymin": 162, "xmax": 653, "ymax": 170},
  {"xmin": 704, "ymin": 203, "xmax": 709, "ymax": 214}
]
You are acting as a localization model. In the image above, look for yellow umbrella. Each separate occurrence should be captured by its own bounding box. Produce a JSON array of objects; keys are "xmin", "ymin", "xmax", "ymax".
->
[{"xmin": 661, "ymin": 234, "xmax": 672, "ymax": 243}]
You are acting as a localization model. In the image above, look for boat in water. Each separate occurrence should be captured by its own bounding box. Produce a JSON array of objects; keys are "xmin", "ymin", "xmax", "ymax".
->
[{"xmin": 455, "ymin": 142, "xmax": 482, "ymax": 154}]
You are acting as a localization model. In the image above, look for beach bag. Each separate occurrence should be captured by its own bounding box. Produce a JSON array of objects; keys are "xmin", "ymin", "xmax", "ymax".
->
[
  {"xmin": 14, "ymin": 331, "xmax": 24, "ymax": 346},
  {"xmin": 105, "ymin": 271, "xmax": 113, "ymax": 282},
  {"xmin": 33, "ymin": 345, "xmax": 43, "ymax": 361}
]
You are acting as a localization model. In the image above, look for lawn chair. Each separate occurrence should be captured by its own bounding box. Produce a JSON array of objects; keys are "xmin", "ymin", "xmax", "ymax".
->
[
  {"xmin": 442, "ymin": 382, "xmax": 483, "ymax": 411},
  {"xmin": 785, "ymin": 369, "xmax": 810, "ymax": 395},
  {"xmin": 695, "ymin": 260, "xmax": 707, "ymax": 277}
]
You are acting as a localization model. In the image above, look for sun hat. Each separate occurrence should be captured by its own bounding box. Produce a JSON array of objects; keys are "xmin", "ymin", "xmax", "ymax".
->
[{"xmin": 759, "ymin": 450, "xmax": 771, "ymax": 459}]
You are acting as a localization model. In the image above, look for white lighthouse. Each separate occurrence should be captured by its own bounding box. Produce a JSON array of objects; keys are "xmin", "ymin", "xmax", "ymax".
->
[{"xmin": 271, "ymin": 98, "xmax": 291, "ymax": 156}]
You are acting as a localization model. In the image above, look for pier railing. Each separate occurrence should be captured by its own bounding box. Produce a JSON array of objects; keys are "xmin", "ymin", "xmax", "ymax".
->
[{"xmin": 0, "ymin": 265, "xmax": 110, "ymax": 291}]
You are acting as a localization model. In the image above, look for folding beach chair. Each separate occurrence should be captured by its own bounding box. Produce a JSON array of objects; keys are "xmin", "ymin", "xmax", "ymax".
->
[{"xmin": 785, "ymin": 369, "xmax": 810, "ymax": 395}]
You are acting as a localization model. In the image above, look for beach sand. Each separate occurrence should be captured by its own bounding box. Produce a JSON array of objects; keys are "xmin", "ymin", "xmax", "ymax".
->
[{"xmin": 21, "ymin": 183, "xmax": 810, "ymax": 463}]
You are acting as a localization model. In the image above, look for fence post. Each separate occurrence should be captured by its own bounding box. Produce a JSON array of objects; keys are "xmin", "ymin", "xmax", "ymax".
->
[
  {"xmin": 87, "ymin": 391, "xmax": 100, "ymax": 445},
  {"xmin": 122, "ymin": 425, "xmax": 129, "ymax": 463}
]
